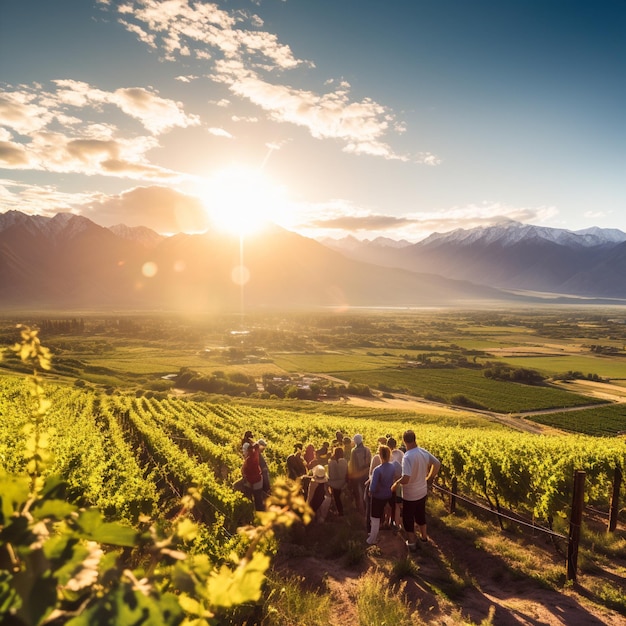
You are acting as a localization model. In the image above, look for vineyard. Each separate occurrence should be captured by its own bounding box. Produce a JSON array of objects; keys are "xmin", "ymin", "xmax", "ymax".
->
[
  {"xmin": 2, "ymin": 313, "xmax": 626, "ymax": 625},
  {"xmin": 2, "ymin": 378, "xmax": 624, "ymax": 535}
]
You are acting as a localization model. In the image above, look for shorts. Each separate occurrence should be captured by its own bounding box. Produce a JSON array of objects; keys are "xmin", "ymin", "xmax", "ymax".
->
[
  {"xmin": 371, "ymin": 496, "xmax": 393, "ymax": 519},
  {"xmin": 402, "ymin": 495, "xmax": 427, "ymax": 530}
]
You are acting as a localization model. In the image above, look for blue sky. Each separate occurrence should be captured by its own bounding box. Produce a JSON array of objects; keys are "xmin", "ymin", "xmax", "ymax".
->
[{"xmin": 0, "ymin": 0, "xmax": 624, "ymax": 241}]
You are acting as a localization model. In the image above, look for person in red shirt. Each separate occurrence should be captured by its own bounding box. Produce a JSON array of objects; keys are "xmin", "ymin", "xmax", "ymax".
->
[{"xmin": 242, "ymin": 442, "xmax": 265, "ymax": 511}]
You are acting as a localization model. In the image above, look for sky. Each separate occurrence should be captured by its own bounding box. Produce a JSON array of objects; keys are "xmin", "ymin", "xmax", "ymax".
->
[{"xmin": 0, "ymin": 0, "xmax": 624, "ymax": 242}]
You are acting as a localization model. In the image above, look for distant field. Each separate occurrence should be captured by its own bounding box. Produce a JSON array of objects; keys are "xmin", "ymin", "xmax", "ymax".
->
[
  {"xmin": 331, "ymin": 367, "xmax": 603, "ymax": 413},
  {"xmin": 272, "ymin": 352, "xmax": 401, "ymax": 373},
  {"xmin": 68, "ymin": 347, "xmax": 286, "ymax": 379},
  {"xmin": 491, "ymin": 354, "xmax": 626, "ymax": 379},
  {"xmin": 527, "ymin": 404, "xmax": 626, "ymax": 436}
]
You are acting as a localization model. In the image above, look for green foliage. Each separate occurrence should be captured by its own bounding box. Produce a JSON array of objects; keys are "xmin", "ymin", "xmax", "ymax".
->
[
  {"xmin": 176, "ymin": 367, "xmax": 257, "ymax": 396},
  {"xmin": 484, "ymin": 364, "xmax": 545, "ymax": 385},
  {"xmin": 344, "ymin": 539, "xmax": 367, "ymax": 567},
  {"xmin": 0, "ymin": 326, "xmax": 310, "ymax": 625}
]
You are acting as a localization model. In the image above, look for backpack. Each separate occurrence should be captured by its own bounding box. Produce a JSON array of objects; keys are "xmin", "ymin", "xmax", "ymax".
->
[
  {"xmin": 350, "ymin": 445, "xmax": 370, "ymax": 477},
  {"xmin": 309, "ymin": 483, "xmax": 325, "ymax": 511}
]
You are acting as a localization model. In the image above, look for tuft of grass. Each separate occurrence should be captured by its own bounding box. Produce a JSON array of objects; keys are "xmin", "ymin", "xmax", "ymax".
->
[
  {"xmin": 356, "ymin": 570, "xmax": 413, "ymax": 626},
  {"xmin": 593, "ymin": 581, "xmax": 626, "ymax": 614},
  {"xmin": 344, "ymin": 538, "xmax": 367, "ymax": 567},
  {"xmin": 580, "ymin": 524, "xmax": 626, "ymax": 560},
  {"xmin": 446, "ymin": 605, "xmax": 496, "ymax": 626},
  {"xmin": 392, "ymin": 555, "xmax": 420, "ymax": 579},
  {"xmin": 263, "ymin": 575, "xmax": 331, "ymax": 626}
]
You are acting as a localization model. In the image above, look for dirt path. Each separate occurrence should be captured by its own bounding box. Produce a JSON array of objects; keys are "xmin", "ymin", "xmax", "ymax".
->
[
  {"xmin": 324, "ymin": 391, "xmax": 551, "ymax": 434},
  {"xmin": 275, "ymin": 511, "xmax": 625, "ymax": 626}
]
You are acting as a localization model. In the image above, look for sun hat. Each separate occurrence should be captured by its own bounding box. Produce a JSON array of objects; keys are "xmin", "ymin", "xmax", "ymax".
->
[
  {"xmin": 312, "ymin": 465, "xmax": 328, "ymax": 483},
  {"xmin": 353, "ymin": 433, "xmax": 363, "ymax": 445},
  {"xmin": 257, "ymin": 439, "xmax": 267, "ymax": 447}
]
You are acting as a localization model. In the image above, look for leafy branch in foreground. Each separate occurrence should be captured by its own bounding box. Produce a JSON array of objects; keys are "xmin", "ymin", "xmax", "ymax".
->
[
  {"xmin": 0, "ymin": 326, "xmax": 309, "ymax": 625},
  {"xmin": 10, "ymin": 325, "xmax": 53, "ymax": 491}
]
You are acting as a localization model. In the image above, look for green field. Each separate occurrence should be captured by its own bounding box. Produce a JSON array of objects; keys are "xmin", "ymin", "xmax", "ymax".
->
[
  {"xmin": 332, "ymin": 367, "xmax": 603, "ymax": 413},
  {"xmin": 3, "ymin": 308, "xmax": 626, "ymax": 431},
  {"xmin": 272, "ymin": 351, "xmax": 401, "ymax": 373},
  {"xmin": 492, "ymin": 354, "xmax": 626, "ymax": 379}
]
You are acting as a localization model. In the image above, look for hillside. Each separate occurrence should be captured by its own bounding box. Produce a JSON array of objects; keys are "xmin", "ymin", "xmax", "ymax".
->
[
  {"xmin": 0, "ymin": 210, "xmax": 517, "ymax": 310},
  {"xmin": 272, "ymin": 497, "xmax": 625, "ymax": 626}
]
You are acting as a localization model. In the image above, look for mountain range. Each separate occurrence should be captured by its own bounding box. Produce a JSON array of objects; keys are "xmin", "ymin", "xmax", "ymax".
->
[
  {"xmin": 321, "ymin": 221, "xmax": 626, "ymax": 300},
  {"xmin": 1, "ymin": 210, "xmax": 625, "ymax": 311}
]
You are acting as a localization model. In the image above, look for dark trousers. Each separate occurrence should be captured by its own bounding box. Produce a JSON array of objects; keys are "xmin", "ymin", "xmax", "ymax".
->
[{"xmin": 331, "ymin": 487, "xmax": 344, "ymax": 515}]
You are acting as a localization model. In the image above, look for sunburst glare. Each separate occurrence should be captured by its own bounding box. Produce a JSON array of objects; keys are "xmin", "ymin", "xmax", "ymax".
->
[{"xmin": 195, "ymin": 166, "xmax": 287, "ymax": 236}]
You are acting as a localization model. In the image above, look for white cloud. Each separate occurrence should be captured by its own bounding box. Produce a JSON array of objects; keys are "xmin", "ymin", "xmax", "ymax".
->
[
  {"xmin": 212, "ymin": 63, "xmax": 408, "ymax": 159},
  {"xmin": 0, "ymin": 178, "xmax": 102, "ymax": 215},
  {"xmin": 208, "ymin": 127, "xmax": 233, "ymax": 138},
  {"xmin": 277, "ymin": 200, "xmax": 559, "ymax": 242},
  {"xmin": 175, "ymin": 74, "xmax": 199, "ymax": 83},
  {"xmin": 0, "ymin": 141, "xmax": 34, "ymax": 168},
  {"xmin": 82, "ymin": 184, "xmax": 209, "ymax": 233},
  {"xmin": 584, "ymin": 210, "xmax": 609, "ymax": 220},
  {"xmin": 50, "ymin": 80, "xmax": 200, "ymax": 134},
  {"xmin": 0, "ymin": 81, "xmax": 195, "ymax": 181},
  {"xmin": 0, "ymin": 178, "xmax": 209, "ymax": 234},
  {"xmin": 112, "ymin": 86, "xmax": 200, "ymax": 134},
  {"xmin": 231, "ymin": 115, "xmax": 258, "ymax": 123},
  {"xmin": 0, "ymin": 92, "xmax": 54, "ymax": 135},
  {"xmin": 108, "ymin": 0, "xmax": 430, "ymax": 162}
]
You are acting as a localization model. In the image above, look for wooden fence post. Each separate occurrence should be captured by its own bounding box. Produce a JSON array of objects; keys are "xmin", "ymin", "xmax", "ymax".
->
[
  {"xmin": 567, "ymin": 470, "xmax": 586, "ymax": 581},
  {"xmin": 450, "ymin": 476, "xmax": 457, "ymax": 514},
  {"xmin": 608, "ymin": 465, "xmax": 622, "ymax": 533}
]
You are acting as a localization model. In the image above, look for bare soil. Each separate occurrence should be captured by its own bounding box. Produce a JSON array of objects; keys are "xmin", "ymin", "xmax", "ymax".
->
[{"xmin": 273, "ymin": 504, "xmax": 626, "ymax": 626}]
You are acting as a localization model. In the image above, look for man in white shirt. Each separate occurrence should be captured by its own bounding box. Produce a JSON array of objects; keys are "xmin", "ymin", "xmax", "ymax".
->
[{"xmin": 392, "ymin": 429, "xmax": 440, "ymax": 550}]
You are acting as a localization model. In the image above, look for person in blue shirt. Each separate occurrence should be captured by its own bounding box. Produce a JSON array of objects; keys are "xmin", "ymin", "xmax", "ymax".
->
[{"xmin": 366, "ymin": 445, "xmax": 396, "ymax": 545}]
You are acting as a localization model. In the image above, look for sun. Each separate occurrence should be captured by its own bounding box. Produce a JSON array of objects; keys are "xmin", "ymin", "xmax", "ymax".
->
[{"xmin": 196, "ymin": 166, "xmax": 286, "ymax": 236}]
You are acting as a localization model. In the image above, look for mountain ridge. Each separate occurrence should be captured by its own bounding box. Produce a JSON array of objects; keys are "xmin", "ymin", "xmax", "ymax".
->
[
  {"xmin": 2, "ymin": 211, "xmax": 625, "ymax": 310},
  {"xmin": 0, "ymin": 210, "xmax": 526, "ymax": 311},
  {"xmin": 321, "ymin": 221, "xmax": 626, "ymax": 299}
]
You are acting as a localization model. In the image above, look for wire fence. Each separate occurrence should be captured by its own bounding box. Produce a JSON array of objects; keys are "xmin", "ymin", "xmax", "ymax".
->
[{"xmin": 432, "ymin": 483, "xmax": 568, "ymax": 540}]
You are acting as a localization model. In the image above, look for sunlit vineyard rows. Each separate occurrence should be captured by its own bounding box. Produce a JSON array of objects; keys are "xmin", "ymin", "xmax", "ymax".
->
[{"xmin": 1, "ymin": 378, "xmax": 624, "ymax": 532}]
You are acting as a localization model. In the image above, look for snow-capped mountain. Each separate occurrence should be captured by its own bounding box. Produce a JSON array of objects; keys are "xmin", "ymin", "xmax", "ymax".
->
[
  {"xmin": 2, "ymin": 211, "xmax": 626, "ymax": 306},
  {"xmin": 321, "ymin": 221, "xmax": 626, "ymax": 299},
  {"xmin": 419, "ymin": 221, "xmax": 626, "ymax": 249},
  {"xmin": 109, "ymin": 223, "xmax": 164, "ymax": 248},
  {"xmin": 0, "ymin": 210, "xmax": 95, "ymax": 240}
]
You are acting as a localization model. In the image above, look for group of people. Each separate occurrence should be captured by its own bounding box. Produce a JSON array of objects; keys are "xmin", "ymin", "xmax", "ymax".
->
[{"xmin": 234, "ymin": 428, "xmax": 440, "ymax": 550}]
